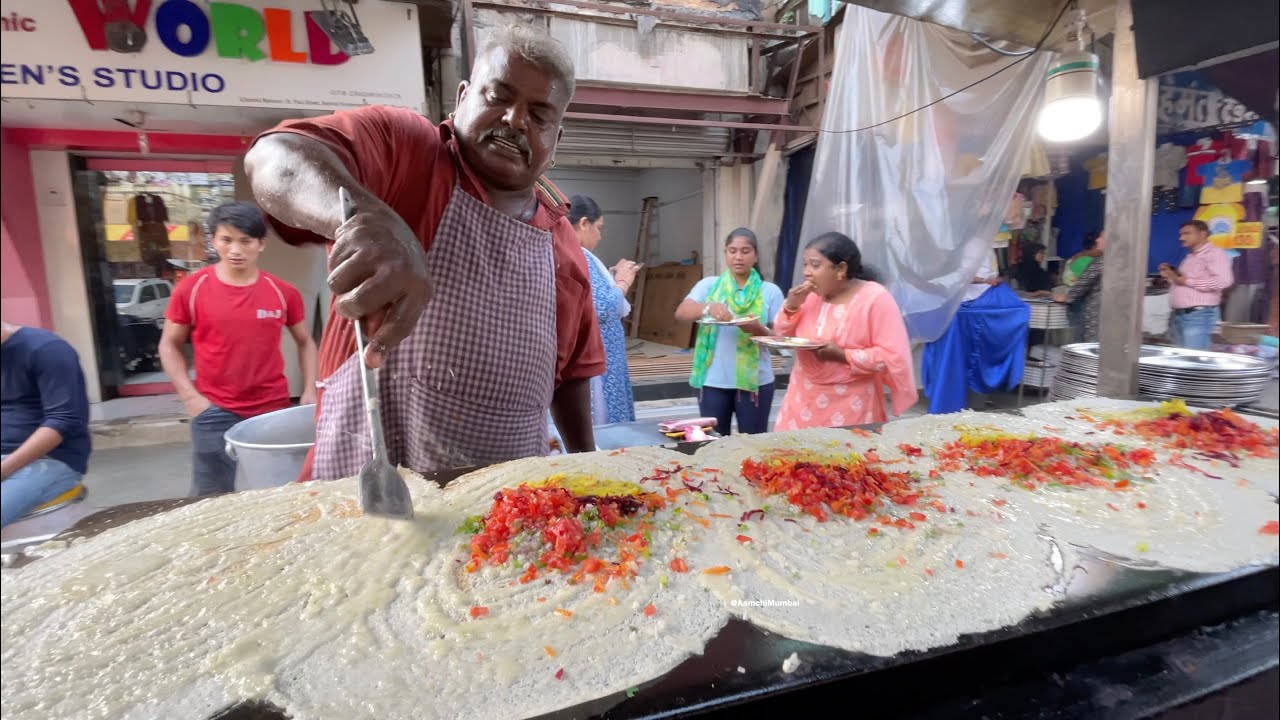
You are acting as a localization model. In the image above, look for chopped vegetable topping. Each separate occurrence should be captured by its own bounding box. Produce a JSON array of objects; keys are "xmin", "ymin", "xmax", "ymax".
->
[
  {"xmin": 936, "ymin": 434, "xmax": 1157, "ymax": 491},
  {"xmin": 1099, "ymin": 405, "xmax": 1278, "ymax": 460},
  {"xmin": 544, "ymin": 646, "xmax": 557, "ymax": 658},
  {"xmin": 670, "ymin": 557, "xmax": 689, "ymax": 573},
  {"xmin": 954, "ymin": 559, "xmax": 965, "ymax": 569},
  {"xmin": 464, "ymin": 481, "xmax": 667, "ymax": 589},
  {"xmin": 1261, "ymin": 521, "xmax": 1280, "ymax": 536},
  {"xmin": 555, "ymin": 668, "xmax": 565, "ymax": 681},
  {"xmin": 740, "ymin": 452, "xmax": 930, "ymax": 524},
  {"xmin": 702, "ymin": 565, "xmax": 731, "ymax": 575},
  {"xmin": 643, "ymin": 604, "xmax": 657, "ymax": 617},
  {"xmin": 554, "ymin": 608, "xmax": 574, "ymax": 618},
  {"xmin": 469, "ymin": 606, "xmax": 489, "ymax": 619}
]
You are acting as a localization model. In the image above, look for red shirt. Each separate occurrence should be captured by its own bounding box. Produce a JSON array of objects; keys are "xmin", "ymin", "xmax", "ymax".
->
[
  {"xmin": 255, "ymin": 105, "xmax": 605, "ymax": 387},
  {"xmin": 167, "ymin": 267, "xmax": 305, "ymax": 417}
]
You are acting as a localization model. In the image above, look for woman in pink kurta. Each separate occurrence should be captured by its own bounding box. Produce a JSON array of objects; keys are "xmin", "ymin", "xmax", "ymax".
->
[{"xmin": 775, "ymin": 232, "xmax": 917, "ymax": 429}]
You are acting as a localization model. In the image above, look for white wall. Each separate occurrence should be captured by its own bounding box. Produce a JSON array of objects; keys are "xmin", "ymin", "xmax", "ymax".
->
[
  {"xmin": 545, "ymin": 168, "xmax": 643, "ymax": 268},
  {"xmin": 636, "ymin": 169, "xmax": 704, "ymax": 266},
  {"xmin": 31, "ymin": 151, "xmax": 102, "ymax": 403},
  {"xmin": 547, "ymin": 167, "xmax": 705, "ymax": 271}
]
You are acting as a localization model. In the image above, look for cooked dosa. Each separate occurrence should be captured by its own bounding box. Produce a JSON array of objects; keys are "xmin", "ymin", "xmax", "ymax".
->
[{"xmin": 686, "ymin": 429, "xmax": 1068, "ymax": 656}]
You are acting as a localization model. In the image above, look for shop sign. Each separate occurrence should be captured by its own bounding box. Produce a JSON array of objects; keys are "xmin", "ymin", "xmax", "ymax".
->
[
  {"xmin": 1158, "ymin": 72, "xmax": 1258, "ymax": 132},
  {"xmin": 0, "ymin": 0, "xmax": 424, "ymax": 113},
  {"xmin": 1217, "ymin": 221, "xmax": 1264, "ymax": 250}
]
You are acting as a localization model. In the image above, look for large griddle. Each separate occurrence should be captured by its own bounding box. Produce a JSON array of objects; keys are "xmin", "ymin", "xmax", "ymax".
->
[{"xmin": 9, "ymin": 421, "xmax": 1278, "ymax": 720}]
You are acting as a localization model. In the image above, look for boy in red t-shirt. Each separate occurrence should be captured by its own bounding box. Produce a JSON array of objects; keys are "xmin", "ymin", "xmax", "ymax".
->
[{"xmin": 160, "ymin": 202, "xmax": 318, "ymax": 495}]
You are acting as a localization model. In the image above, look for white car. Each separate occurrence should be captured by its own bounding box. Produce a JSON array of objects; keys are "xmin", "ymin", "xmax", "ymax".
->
[{"xmin": 114, "ymin": 278, "xmax": 173, "ymax": 323}]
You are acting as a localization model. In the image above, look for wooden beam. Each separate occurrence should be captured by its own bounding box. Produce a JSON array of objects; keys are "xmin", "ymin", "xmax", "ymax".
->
[{"xmin": 1097, "ymin": 0, "xmax": 1158, "ymax": 398}]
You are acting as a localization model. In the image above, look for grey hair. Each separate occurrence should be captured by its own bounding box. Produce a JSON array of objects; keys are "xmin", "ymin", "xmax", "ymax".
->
[{"xmin": 478, "ymin": 24, "xmax": 576, "ymax": 100}]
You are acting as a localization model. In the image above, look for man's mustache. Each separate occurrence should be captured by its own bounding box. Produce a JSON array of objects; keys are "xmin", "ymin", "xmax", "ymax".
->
[{"xmin": 481, "ymin": 128, "xmax": 531, "ymax": 158}]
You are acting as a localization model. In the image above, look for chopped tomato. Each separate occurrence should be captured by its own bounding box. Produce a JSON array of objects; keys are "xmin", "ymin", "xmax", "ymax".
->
[
  {"xmin": 954, "ymin": 559, "xmax": 965, "ymax": 569},
  {"xmin": 924, "ymin": 567, "xmax": 935, "ymax": 577},
  {"xmin": 670, "ymin": 557, "xmax": 689, "ymax": 573},
  {"xmin": 736, "ymin": 534, "xmax": 753, "ymax": 544},
  {"xmin": 739, "ymin": 453, "xmax": 930, "ymax": 527},
  {"xmin": 1136, "ymin": 501, "xmax": 1147, "ymax": 510},
  {"xmin": 643, "ymin": 604, "xmax": 657, "ymax": 617},
  {"xmin": 936, "ymin": 435, "xmax": 1159, "ymax": 492},
  {"xmin": 466, "ymin": 481, "xmax": 667, "ymax": 591},
  {"xmin": 908, "ymin": 512, "xmax": 928, "ymax": 522},
  {"xmin": 992, "ymin": 499, "xmax": 1008, "ymax": 507},
  {"xmin": 1100, "ymin": 408, "xmax": 1277, "ymax": 462},
  {"xmin": 1106, "ymin": 503, "xmax": 1119, "ymax": 511},
  {"xmin": 469, "ymin": 606, "xmax": 489, "ymax": 619},
  {"xmin": 1261, "ymin": 521, "xmax": 1280, "ymax": 536}
]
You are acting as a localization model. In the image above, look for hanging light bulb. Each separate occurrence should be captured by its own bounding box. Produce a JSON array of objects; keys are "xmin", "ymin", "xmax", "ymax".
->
[{"xmin": 1038, "ymin": 8, "xmax": 1103, "ymax": 143}]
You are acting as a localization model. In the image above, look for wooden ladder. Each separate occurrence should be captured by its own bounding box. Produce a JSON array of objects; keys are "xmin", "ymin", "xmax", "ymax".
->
[{"xmin": 627, "ymin": 196, "xmax": 659, "ymax": 339}]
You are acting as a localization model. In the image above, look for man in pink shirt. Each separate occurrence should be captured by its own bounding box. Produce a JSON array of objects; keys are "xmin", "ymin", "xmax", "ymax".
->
[{"xmin": 1160, "ymin": 220, "xmax": 1234, "ymax": 350}]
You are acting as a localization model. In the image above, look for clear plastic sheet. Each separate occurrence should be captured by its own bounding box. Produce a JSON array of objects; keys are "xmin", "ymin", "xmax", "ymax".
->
[{"xmin": 796, "ymin": 6, "xmax": 1052, "ymax": 342}]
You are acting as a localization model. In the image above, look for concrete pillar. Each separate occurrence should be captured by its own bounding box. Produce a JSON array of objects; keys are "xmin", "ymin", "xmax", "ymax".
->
[
  {"xmin": 701, "ymin": 163, "xmax": 719, "ymax": 276},
  {"xmin": 233, "ymin": 157, "xmax": 329, "ymax": 397},
  {"xmin": 1096, "ymin": 0, "xmax": 1157, "ymax": 398},
  {"xmin": 30, "ymin": 151, "xmax": 102, "ymax": 403}
]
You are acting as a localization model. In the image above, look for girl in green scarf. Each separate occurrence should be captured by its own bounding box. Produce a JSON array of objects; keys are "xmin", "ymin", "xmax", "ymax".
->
[{"xmin": 675, "ymin": 229, "xmax": 785, "ymax": 436}]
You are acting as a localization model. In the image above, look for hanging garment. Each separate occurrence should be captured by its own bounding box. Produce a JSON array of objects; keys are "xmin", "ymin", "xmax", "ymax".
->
[
  {"xmin": 1004, "ymin": 192, "xmax": 1027, "ymax": 230},
  {"xmin": 1197, "ymin": 159, "xmax": 1252, "ymax": 204},
  {"xmin": 1153, "ymin": 143, "xmax": 1187, "ymax": 188},
  {"xmin": 1194, "ymin": 202, "xmax": 1246, "ymax": 245},
  {"xmin": 1184, "ymin": 138, "xmax": 1225, "ymax": 186},
  {"xmin": 921, "ymin": 283, "xmax": 1030, "ymax": 415},
  {"xmin": 1083, "ymin": 154, "xmax": 1108, "ymax": 190},
  {"xmin": 1029, "ymin": 182, "xmax": 1058, "ymax": 222}
]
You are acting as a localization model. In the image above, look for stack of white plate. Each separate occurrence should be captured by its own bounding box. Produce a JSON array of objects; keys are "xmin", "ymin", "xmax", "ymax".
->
[{"xmin": 1049, "ymin": 343, "xmax": 1273, "ymax": 407}]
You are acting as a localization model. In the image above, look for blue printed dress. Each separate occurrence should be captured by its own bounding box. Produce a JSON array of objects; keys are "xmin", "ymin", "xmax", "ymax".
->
[{"xmin": 583, "ymin": 249, "xmax": 636, "ymax": 424}]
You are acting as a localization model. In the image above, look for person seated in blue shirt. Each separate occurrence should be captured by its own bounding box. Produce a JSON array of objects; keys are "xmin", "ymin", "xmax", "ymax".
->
[{"xmin": 1, "ymin": 320, "xmax": 91, "ymax": 528}]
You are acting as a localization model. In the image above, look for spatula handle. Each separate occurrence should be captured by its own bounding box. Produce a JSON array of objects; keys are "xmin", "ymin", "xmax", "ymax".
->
[{"xmin": 339, "ymin": 188, "xmax": 389, "ymax": 458}]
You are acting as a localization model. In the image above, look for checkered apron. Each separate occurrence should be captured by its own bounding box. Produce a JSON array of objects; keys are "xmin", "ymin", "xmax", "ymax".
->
[{"xmin": 312, "ymin": 184, "xmax": 557, "ymax": 479}]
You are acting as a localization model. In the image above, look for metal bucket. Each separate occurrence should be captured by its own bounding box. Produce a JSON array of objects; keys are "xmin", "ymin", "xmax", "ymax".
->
[{"xmin": 224, "ymin": 404, "xmax": 316, "ymax": 491}]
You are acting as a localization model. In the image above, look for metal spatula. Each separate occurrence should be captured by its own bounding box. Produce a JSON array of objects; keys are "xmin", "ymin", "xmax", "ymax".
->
[{"xmin": 339, "ymin": 187, "xmax": 413, "ymax": 520}]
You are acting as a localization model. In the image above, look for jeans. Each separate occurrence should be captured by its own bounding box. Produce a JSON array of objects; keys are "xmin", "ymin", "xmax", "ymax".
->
[
  {"xmin": 1171, "ymin": 306, "xmax": 1220, "ymax": 351},
  {"xmin": 698, "ymin": 383, "xmax": 775, "ymax": 436},
  {"xmin": 191, "ymin": 405, "xmax": 246, "ymax": 496},
  {"xmin": 1, "ymin": 456, "xmax": 83, "ymax": 528}
]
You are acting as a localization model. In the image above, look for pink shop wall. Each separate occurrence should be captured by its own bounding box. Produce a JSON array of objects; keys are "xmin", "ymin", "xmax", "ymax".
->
[{"xmin": 1, "ymin": 130, "xmax": 52, "ymax": 328}]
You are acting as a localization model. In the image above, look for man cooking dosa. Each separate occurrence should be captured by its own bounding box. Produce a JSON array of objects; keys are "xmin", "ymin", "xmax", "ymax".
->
[{"xmin": 244, "ymin": 25, "xmax": 603, "ymax": 480}]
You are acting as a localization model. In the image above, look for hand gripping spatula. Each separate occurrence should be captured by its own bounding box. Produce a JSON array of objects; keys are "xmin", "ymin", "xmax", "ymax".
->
[{"xmin": 339, "ymin": 187, "xmax": 414, "ymax": 520}]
